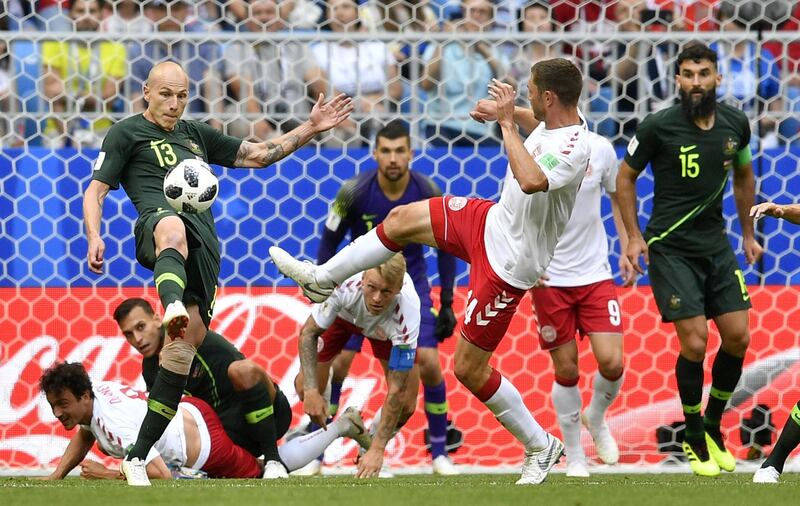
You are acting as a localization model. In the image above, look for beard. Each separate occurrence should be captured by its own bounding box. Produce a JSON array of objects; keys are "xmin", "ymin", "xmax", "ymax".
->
[{"xmin": 680, "ymin": 86, "xmax": 717, "ymax": 122}]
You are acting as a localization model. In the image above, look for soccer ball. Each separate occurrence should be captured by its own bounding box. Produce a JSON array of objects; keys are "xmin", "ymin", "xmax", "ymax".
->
[{"xmin": 163, "ymin": 158, "xmax": 219, "ymax": 214}]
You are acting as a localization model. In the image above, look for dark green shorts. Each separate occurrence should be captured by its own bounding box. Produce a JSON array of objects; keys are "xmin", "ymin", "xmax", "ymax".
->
[
  {"xmin": 215, "ymin": 388, "xmax": 292, "ymax": 458},
  {"xmin": 648, "ymin": 247, "xmax": 752, "ymax": 323},
  {"xmin": 134, "ymin": 209, "xmax": 220, "ymax": 327}
]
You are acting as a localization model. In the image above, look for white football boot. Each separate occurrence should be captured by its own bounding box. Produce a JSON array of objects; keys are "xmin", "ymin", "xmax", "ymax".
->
[
  {"xmin": 753, "ymin": 466, "xmax": 780, "ymax": 484},
  {"xmin": 120, "ymin": 457, "xmax": 151, "ymax": 487},
  {"xmin": 269, "ymin": 246, "xmax": 335, "ymax": 303},
  {"xmin": 290, "ymin": 459, "xmax": 322, "ymax": 476},
  {"xmin": 516, "ymin": 433, "xmax": 564, "ymax": 485},
  {"xmin": 581, "ymin": 412, "xmax": 620, "ymax": 465},
  {"xmin": 340, "ymin": 407, "xmax": 373, "ymax": 451},
  {"xmin": 432, "ymin": 455, "xmax": 460, "ymax": 476},
  {"xmin": 162, "ymin": 300, "xmax": 189, "ymax": 339},
  {"xmin": 262, "ymin": 460, "xmax": 289, "ymax": 479},
  {"xmin": 566, "ymin": 459, "xmax": 590, "ymax": 478}
]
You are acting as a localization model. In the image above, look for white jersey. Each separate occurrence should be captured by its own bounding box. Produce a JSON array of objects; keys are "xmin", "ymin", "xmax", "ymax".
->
[
  {"xmin": 79, "ymin": 381, "xmax": 209, "ymax": 469},
  {"xmin": 546, "ymin": 132, "xmax": 619, "ymax": 286},
  {"xmin": 311, "ymin": 272, "xmax": 420, "ymax": 349},
  {"xmin": 484, "ymin": 118, "xmax": 591, "ymax": 289}
]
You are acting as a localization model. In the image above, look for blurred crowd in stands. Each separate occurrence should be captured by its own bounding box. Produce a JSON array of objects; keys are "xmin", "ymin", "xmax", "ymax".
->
[{"xmin": 0, "ymin": 0, "xmax": 799, "ymax": 149}]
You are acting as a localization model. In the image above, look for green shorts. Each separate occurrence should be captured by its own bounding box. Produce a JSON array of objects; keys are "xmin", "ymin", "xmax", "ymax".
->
[
  {"xmin": 134, "ymin": 209, "xmax": 220, "ymax": 327},
  {"xmin": 648, "ymin": 246, "xmax": 752, "ymax": 323}
]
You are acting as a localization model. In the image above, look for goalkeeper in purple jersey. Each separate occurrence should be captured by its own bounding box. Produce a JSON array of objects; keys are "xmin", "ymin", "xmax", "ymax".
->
[{"xmin": 314, "ymin": 120, "xmax": 460, "ymax": 475}]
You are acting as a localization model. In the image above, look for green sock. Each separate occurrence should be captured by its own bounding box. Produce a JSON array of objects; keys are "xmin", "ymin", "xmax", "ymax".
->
[
  {"xmin": 764, "ymin": 402, "xmax": 800, "ymax": 473},
  {"xmin": 237, "ymin": 384, "xmax": 281, "ymax": 463},
  {"xmin": 704, "ymin": 349, "xmax": 743, "ymax": 439},
  {"xmin": 154, "ymin": 248, "xmax": 187, "ymax": 309},
  {"xmin": 676, "ymin": 354, "xmax": 705, "ymax": 443},
  {"xmin": 127, "ymin": 368, "xmax": 187, "ymax": 460}
]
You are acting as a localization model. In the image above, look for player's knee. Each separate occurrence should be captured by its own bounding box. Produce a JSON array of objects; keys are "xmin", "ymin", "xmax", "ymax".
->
[
  {"xmin": 722, "ymin": 331, "xmax": 750, "ymax": 356},
  {"xmin": 597, "ymin": 360, "xmax": 623, "ymax": 381},
  {"xmin": 552, "ymin": 361, "xmax": 579, "ymax": 381},
  {"xmin": 383, "ymin": 205, "xmax": 417, "ymax": 242},
  {"xmin": 680, "ymin": 341, "xmax": 707, "ymax": 362},
  {"xmin": 228, "ymin": 360, "xmax": 262, "ymax": 390}
]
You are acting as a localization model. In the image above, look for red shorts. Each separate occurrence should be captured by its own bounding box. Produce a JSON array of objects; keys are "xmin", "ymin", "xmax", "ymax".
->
[
  {"xmin": 530, "ymin": 279, "xmax": 623, "ymax": 351},
  {"xmin": 181, "ymin": 396, "xmax": 262, "ymax": 479},
  {"xmin": 318, "ymin": 317, "xmax": 393, "ymax": 363},
  {"xmin": 429, "ymin": 196, "xmax": 527, "ymax": 352}
]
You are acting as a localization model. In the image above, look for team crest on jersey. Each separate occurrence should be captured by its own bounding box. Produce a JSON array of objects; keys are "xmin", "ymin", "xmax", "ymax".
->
[
  {"xmin": 723, "ymin": 137, "xmax": 738, "ymax": 156},
  {"xmin": 188, "ymin": 140, "xmax": 203, "ymax": 156},
  {"xmin": 669, "ymin": 294, "xmax": 682, "ymax": 310},
  {"xmin": 448, "ymin": 196, "xmax": 468, "ymax": 211},
  {"xmin": 540, "ymin": 325, "xmax": 557, "ymax": 343}
]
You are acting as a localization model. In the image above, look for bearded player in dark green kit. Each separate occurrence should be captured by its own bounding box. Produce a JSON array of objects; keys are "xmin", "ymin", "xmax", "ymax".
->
[
  {"xmin": 617, "ymin": 44, "xmax": 763, "ymax": 477},
  {"xmin": 82, "ymin": 61, "xmax": 353, "ymax": 485}
]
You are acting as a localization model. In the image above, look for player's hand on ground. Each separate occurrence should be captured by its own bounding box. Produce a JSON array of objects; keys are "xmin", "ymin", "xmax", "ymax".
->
[
  {"xmin": 533, "ymin": 274, "xmax": 550, "ymax": 288},
  {"xmin": 487, "ymin": 79, "xmax": 516, "ymax": 126},
  {"xmin": 434, "ymin": 304, "xmax": 457, "ymax": 341},
  {"xmin": 80, "ymin": 460, "xmax": 118, "ymax": 480},
  {"xmin": 303, "ymin": 390, "xmax": 329, "ymax": 430},
  {"xmin": 625, "ymin": 237, "xmax": 649, "ymax": 276},
  {"xmin": 355, "ymin": 448, "xmax": 383, "ymax": 478},
  {"xmin": 618, "ymin": 254, "xmax": 636, "ymax": 287},
  {"xmin": 750, "ymin": 202, "xmax": 783, "ymax": 220},
  {"xmin": 87, "ymin": 236, "xmax": 105, "ymax": 274},
  {"xmin": 309, "ymin": 93, "xmax": 354, "ymax": 133},
  {"xmin": 470, "ymin": 98, "xmax": 498, "ymax": 124},
  {"xmin": 743, "ymin": 236, "xmax": 763, "ymax": 265}
]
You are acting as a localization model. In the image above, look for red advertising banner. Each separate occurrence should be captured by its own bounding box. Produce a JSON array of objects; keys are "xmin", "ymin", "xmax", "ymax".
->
[{"xmin": 1, "ymin": 286, "xmax": 799, "ymax": 471}]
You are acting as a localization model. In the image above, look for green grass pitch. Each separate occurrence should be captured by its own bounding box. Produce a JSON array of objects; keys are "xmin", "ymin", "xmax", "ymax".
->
[{"xmin": 3, "ymin": 474, "xmax": 799, "ymax": 506}]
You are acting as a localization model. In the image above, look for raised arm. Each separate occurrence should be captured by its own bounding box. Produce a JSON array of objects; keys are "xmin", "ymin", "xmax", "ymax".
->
[
  {"xmin": 470, "ymin": 99, "xmax": 540, "ymax": 136},
  {"xmin": 298, "ymin": 315, "xmax": 329, "ymax": 428},
  {"xmin": 490, "ymin": 80, "xmax": 548, "ymax": 193},
  {"xmin": 43, "ymin": 428, "xmax": 96, "ymax": 480},
  {"xmin": 83, "ymin": 179, "xmax": 111, "ymax": 274},
  {"xmin": 234, "ymin": 93, "xmax": 353, "ymax": 168}
]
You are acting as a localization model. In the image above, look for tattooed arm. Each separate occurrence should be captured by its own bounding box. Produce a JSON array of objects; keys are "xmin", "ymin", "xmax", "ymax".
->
[
  {"xmin": 298, "ymin": 315, "xmax": 329, "ymax": 428},
  {"xmin": 234, "ymin": 93, "xmax": 354, "ymax": 168},
  {"xmin": 356, "ymin": 368, "xmax": 410, "ymax": 478}
]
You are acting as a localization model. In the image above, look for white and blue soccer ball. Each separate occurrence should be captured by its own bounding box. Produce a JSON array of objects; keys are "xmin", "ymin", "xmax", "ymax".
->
[{"xmin": 163, "ymin": 158, "xmax": 219, "ymax": 214}]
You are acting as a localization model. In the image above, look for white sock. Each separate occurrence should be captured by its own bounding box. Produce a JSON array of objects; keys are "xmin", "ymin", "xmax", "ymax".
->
[
  {"xmin": 318, "ymin": 229, "xmax": 397, "ymax": 285},
  {"xmin": 484, "ymin": 376, "xmax": 549, "ymax": 451},
  {"xmin": 551, "ymin": 381, "xmax": 584, "ymax": 462},
  {"xmin": 585, "ymin": 371, "xmax": 623, "ymax": 426},
  {"xmin": 278, "ymin": 418, "xmax": 350, "ymax": 471}
]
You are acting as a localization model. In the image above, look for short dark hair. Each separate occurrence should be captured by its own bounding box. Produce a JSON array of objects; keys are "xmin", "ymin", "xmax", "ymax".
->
[
  {"xmin": 530, "ymin": 58, "xmax": 582, "ymax": 107},
  {"xmin": 40, "ymin": 362, "xmax": 94, "ymax": 399},
  {"xmin": 113, "ymin": 297, "xmax": 155, "ymax": 324},
  {"xmin": 375, "ymin": 119, "xmax": 411, "ymax": 145},
  {"xmin": 676, "ymin": 43, "xmax": 718, "ymax": 70}
]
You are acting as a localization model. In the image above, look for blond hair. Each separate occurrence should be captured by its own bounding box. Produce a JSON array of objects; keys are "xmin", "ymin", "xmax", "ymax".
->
[{"xmin": 374, "ymin": 253, "xmax": 406, "ymax": 289}]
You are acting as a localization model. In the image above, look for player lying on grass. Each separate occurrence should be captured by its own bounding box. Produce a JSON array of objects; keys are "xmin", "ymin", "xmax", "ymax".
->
[
  {"xmin": 750, "ymin": 201, "xmax": 800, "ymax": 484},
  {"xmin": 294, "ymin": 254, "xmax": 421, "ymax": 478},
  {"xmin": 40, "ymin": 362, "xmax": 371, "ymax": 481},
  {"xmin": 113, "ymin": 297, "xmax": 371, "ymax": 481}
]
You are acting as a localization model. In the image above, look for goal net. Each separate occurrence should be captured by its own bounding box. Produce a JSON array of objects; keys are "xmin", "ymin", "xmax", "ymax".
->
[{"xmin": 1, "ymin": 0, "xmax": 799, "ymax": 474}]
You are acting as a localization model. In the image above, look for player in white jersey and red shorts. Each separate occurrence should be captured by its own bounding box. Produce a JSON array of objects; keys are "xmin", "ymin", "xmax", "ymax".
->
[
  {"xmin": 39, "ymin": 362, "xmax": 371, "ymax": 482},
  {"xmin": 529, "ymin": 131, "xmax": 635, "ymax": 477},
  {"xmin": 271, "ymin": 58, "xmax": 591, "ymax": 485},
  {"xmin": 294, "ymin": 254, "xmax": 422, "ymax": 479}
]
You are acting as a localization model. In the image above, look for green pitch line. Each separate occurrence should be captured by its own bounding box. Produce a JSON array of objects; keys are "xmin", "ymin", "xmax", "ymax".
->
[{"xmin": 3, "ymin": 474, "xmax": 799, "ymax": 506}]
